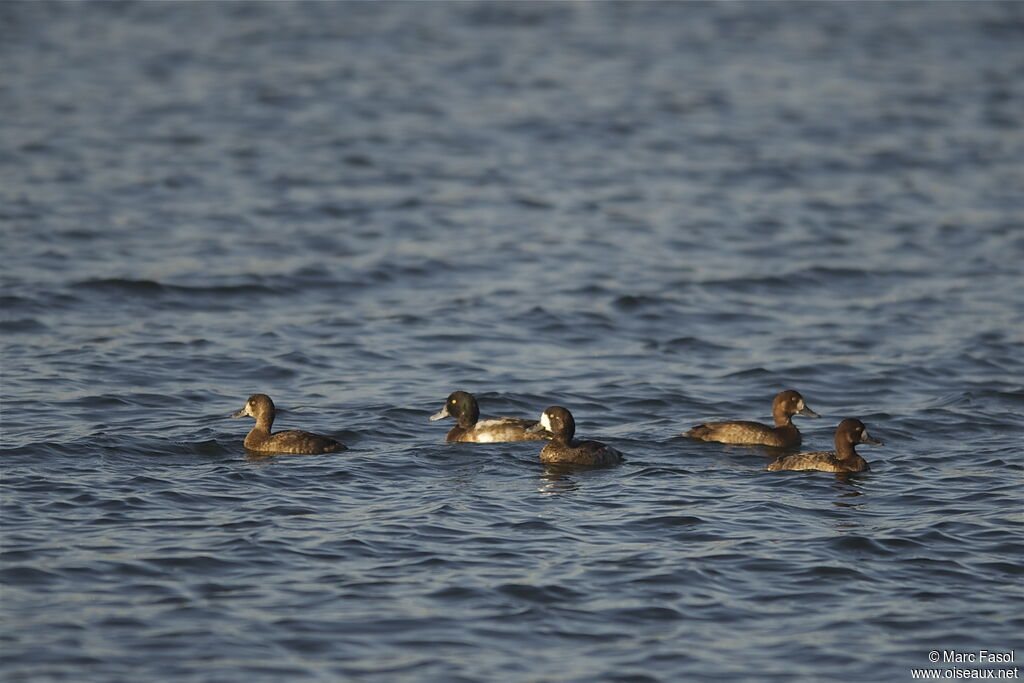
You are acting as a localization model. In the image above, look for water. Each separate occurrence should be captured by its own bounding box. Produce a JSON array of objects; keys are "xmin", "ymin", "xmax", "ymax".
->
[{"xmin": 2, "ymin": 2, "xmax": 1023, "ymax": 681}]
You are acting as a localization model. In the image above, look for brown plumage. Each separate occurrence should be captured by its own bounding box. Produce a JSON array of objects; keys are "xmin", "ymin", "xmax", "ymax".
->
[
  {"xmin": 528, "ymin": 406, "xmax": 623, "ymax": 466},
  {"xmin": 766, "ymin": 418, "xmax": 882, "ymax": 473},
  {"xmin": 685, "ymin": 390, "xmax": 820, "ymax": 448},
  {"xmin": 231, "ymin": 394, "xmax": 346, "ymax": 455},
  {"xmin": 430, "ymin": 391, "xmax": 549, "ymax": 443}
]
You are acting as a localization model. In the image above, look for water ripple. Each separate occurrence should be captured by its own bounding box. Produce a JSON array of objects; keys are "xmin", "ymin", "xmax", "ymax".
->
[{"xmin": 3, "ymin": 2, "xmax": 1024, "ymax": 682}]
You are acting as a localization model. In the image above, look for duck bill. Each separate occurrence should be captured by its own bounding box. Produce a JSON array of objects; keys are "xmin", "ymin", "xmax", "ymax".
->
[
  {"xmin": 429, "ymin": 405, "xmax": 450, "ymax": 421},
  {"xmin": 861, "ymin": 432, "xmax": 883, "ymax": 446},
  {"xmin": 230, "ymin": 408, "xmax": 247, "ymax": 418},
  {"xmin": 526, "ymin": 421, "xmax": 545, "ymax": 434},
  {"xmin": 798, "ymin": 406, "xmax": 821, "ymax": 418}
]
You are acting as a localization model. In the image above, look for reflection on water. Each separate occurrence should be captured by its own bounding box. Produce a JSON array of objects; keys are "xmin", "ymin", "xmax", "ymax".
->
[
  {"xmin": 538, "ymin": 465, "xmax": 581, "ymax": 495},
  {"xmin": 245, "ymin": 451, "xmax": 281, "ymax": 466},
  {"xmin": 832, "ymin": 474, "xmax": 865, "ymax": 491},
  {"xmin": 831, "ymin": 476, "xmax": 867, "ymax": 509}
]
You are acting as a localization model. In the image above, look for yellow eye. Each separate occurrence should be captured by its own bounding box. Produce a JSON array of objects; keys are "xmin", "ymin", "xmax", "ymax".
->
[{"xmin": 450, "ymin": 399, "xmax": 456, "ymax": 404}]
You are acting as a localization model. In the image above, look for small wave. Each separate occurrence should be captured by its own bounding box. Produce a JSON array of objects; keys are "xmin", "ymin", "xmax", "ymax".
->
[
  {"xmin": 74, "ymin": 278, "xmax": 280, "ymax": 298},
  {"xmin": 264, "ymin": 505, "xmax": 317, "ymax": 516},
  {"xmin": 427, "ymin": 585, "xmax": 489, "ymax": 601},
  {"xmin": 0, "ymin": 566, "xmax": 60, "ymax": 585},
  {"xmin": 77, "ymin": 277, "xmax": 165, "ymax": 294},
  {"xmin": 317, "ymin": 202, "xmax": 373, "ymax": 218},
  {"xmin": 698, "ymin": 275, "xmax": 793, "ymax": 295},
  {"xmin": 662, "ymin": 336, "xmax": 732, "ymax": 354},
  {"xmin": 0, "ymin": 318, "xmax": 48, "ymax": 333},
  {"xmin": 794, "ymin": 564, "xmax": 867, "ymax": 581},
  {"xmin": 631, "ymin": 514, "xmax": 705, "ymax": 529},
  {"xmin": 496, "ymin": 582, "xmax": 584, "ymax": 603},
  {"xmin": 0, "ymin": 294, "xmax": 36, "ymax": 309},
  {"xmin": 722, "ymin": 367, "xmax": 773, "ymax": 379},
  {"xmin": 612, "ymin": 294, "xmax": 666, "ymax": 311},
  {"xmin": 143, "ymin": 554, "xmax": 243, "ymax": 572},
  {"xmin": 825, "ymin": 535, "xmax": 890, "ymax": 556},
  {"xmin": 604, "ymin": 605, "xmax": 684, "ymax": 622}
]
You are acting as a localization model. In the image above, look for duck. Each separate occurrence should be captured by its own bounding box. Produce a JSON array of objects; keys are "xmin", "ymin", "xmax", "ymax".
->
[
  {"xmin": 766, "ymin": 418, "xmax": 882, "ymax": 473},
  {"xmin": 429, "ymin": 390, "xmax": 550, "ymax": 443},
  {"xmin": 231, "ymin": 393, "xmax": 346, "ymax": 454},
  {"xmin": 684, "ymin": 389, "xmax": 820, "ymax": 448},
  {"xmin": 527, "ymin": 406, "xmax": 623, "ymax": 466}
]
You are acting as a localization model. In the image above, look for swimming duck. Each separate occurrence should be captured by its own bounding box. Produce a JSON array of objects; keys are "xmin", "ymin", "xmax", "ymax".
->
[
  {"xmin": 685, "ymin": 389, "xmax": 820, "ymax": 448},
  {"xmin": 527, "ymin": 406, "xmax": 623, "ymax": 466},
  {"xmin": 231, "ymin": 393, "xmax": 346, "ymax": 454},
  {"xmin": 766, "ymin": 418, "xmax": 882, "ymax": 473},
  {"xmin": 429, "ymin": 391, "xmax": 550, "ymax": 443}
]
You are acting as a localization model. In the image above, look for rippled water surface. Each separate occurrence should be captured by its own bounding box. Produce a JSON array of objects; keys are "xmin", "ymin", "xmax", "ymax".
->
[{"xmin": 2, "ymin": 3, "xmax": 1023, "ymax": 681}]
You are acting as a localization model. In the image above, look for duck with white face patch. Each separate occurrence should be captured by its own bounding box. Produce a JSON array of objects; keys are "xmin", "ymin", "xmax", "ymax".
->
[
  {"xmin": 527, "ymin": 406, "xmax": 623, "ymax": 466},
  {"xmin": 429, "ymin": 390, "xmax": 550, "ymax": 443}
]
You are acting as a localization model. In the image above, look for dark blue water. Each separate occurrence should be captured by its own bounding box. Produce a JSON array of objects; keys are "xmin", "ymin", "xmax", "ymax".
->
[{"xmin": 2, "ymin": 2, "xmax": 1023, "ymax": 681}]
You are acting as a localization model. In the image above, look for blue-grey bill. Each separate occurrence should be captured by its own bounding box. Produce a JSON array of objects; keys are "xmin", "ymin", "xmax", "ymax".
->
[{"xmin": 862, "ymin": 431, "xmax": 883, "ymax": 446}]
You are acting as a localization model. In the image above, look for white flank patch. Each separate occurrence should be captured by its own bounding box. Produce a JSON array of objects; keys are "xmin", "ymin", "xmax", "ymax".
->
[{"xmin": 473, "ymin": 420, "xmax": 507, "ymax": 443}]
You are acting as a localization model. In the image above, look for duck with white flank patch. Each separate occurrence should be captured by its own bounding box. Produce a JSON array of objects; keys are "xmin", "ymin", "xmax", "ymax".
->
[{"xmin": 430, "ymin": 391, "xmax": 550, "ymax": 443}]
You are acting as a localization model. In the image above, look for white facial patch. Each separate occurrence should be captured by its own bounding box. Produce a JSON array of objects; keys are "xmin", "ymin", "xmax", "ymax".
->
[
  {"xmin": 540, "ymin": 411, "xmax": 553, "ymax": 432},
  {"xmin": 796, "ymin": 399, "xmax": 805, "ymax": 411},
  {"xmin": 861, "ymin": 428, "xmax": 871, "ymax": 441}
]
